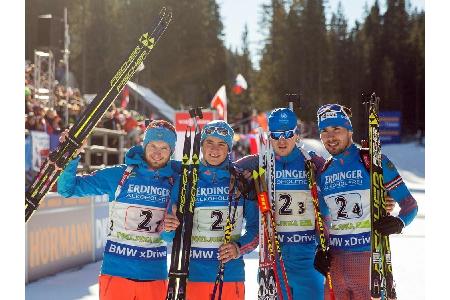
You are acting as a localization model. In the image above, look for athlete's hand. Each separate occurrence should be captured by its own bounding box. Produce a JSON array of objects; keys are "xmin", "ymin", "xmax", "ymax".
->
[
  {"xmin": 314, "ymin": 246, "xmax": 331, "ymax": 276},
  {"xmin": 59, "ymin": 128, "xmax": 88, "ymax": 156},
  {"xmin": 164, "ymin": 205, "xmax": 180, "ymax": 232},
  {"xmin": 385, "ymin": 194, "xmax": 395, "ymax": 214},
  {"xmin": 218, "ymin": 242, "xmax": 239, "ymax": 263},
  {"xmin": 373, "ymin": 215, "xmax": 404, "ymax": 235},
  {"xmin": 241, "ymin": 170, "xmax": 252, "ymax": 181}
]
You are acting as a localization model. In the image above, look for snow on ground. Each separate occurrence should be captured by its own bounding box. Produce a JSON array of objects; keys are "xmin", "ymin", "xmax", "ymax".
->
[{"xmin": 25, "ymin": 141, "xmax": 425, "ymax": 300}]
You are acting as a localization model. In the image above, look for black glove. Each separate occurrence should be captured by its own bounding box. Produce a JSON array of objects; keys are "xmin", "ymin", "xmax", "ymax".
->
[
  {"xmin": 314, "ymin": 246, "xmax": 331, "ymax": 277},
  {"xmin": 373, "ymin": 216, "xmax": 404, "ymax": 235}
]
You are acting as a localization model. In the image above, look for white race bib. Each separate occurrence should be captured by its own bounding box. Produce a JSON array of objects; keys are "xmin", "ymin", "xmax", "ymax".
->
[
  {"xmin": 324, "ymin": 189, "xmax": 371, "ymax": 235},
  {"xmin": 192, "ymin": 206, "xmax": 243, "ymax": 248},
  {"xmin": 274, "ymin": 190, "xmax": 315, "ymax": 232},
  {"xmin": 109, "ymin": 202, "xmax": 166, "ymax": 247}
]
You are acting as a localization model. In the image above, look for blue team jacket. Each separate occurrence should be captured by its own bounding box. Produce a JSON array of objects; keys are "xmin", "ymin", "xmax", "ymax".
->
[
  {"xmin": 169, "ymin": 158, "xmax": 259, "ymax": 282},
  {"xmin": 318, "ymin": 143, "xmax": 418, "ymax": 252},
  {"xmin": 57, "ymin": 145, "xmax": 178, "ymax": 280},
  {"xmin": 237, "ymin": 147, "xmax": 326, "ymax": 263}
]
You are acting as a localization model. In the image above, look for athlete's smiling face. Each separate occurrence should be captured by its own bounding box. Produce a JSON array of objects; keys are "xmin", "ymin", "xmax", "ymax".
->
[
  {"xmin": 145, "ymin": 140, "xmax": 171, "ymax": 169},
  {"xmin": 270, "ymin": 133, "xmax": 298, "ymax": 157},
  {"xmin": 202, "ymin": 136, "xmax": 229, "ymax": 166},
  {"xmin": 320, "ymin": 126, "xmax": 353, "ymax": 155}
]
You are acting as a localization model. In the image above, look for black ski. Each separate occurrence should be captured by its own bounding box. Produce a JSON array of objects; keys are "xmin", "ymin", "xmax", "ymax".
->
[
  {"xmin": 25, "ymin": 7, "xmax": 172, "ymax": 222},
  {"xmin": 166, "ymin": 108, "xmax": 203, "ymax": 300},
  {"xmin": 210, "ymin": 173, "xmax": 239, "ymax": 300},
  {"xmin": 365, "ymin": 93, "xmax": 397, "ymax": 300}
]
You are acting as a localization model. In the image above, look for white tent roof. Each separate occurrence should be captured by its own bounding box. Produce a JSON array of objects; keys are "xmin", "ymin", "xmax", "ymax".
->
[{"xmin": 126, "ymin": 81, "xmax": 175, "ymax": 122}]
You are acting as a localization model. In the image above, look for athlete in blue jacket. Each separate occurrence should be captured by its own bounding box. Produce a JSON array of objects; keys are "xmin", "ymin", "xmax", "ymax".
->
[
  {"xmin": 237, "ymin": 108, "xmax": 327, "ymax": 300},
  {"xmin": 314, "ymin": 104, "xmax": 418, "ymax": 299},
  {"xmin": 165, "ymin": 120, "xmax": 259, "ymax": 300},
  {"xmin": 57, "ymin": 120, "xmax": 178, "ymax": 300}
]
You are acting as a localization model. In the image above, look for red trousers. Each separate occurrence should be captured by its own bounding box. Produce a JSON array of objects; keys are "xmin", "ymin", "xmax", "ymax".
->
[
  {"xmin": 99, "ymin": 274, "xmax": 167, "ymax": 300},
  {"xmin": 324, "ymin": 251, "xmax": 372, "ymax": 300},
  {"xmin": 186, "ymin": 281, "xmax": 245, "ymax": 300}
]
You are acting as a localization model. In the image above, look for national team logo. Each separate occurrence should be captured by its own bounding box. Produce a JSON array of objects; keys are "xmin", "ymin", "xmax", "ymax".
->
[{"xmin": 320, "ymin": 111, "xmax": 338, "ymax": 121}]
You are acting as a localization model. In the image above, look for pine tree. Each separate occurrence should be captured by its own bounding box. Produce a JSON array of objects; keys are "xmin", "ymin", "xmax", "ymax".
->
[
  {"xmin": 298, "ymin": 0, "xmax": 328, "ymax": 119},
  {"xmin": 254, "ymin": 0, "xmax": 289, "ymax": 111}
]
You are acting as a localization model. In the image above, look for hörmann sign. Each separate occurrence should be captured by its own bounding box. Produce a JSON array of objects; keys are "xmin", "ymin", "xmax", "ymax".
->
[{"xmin": 26, "ymin": 194, "xmax": 97, "ymax": 283}]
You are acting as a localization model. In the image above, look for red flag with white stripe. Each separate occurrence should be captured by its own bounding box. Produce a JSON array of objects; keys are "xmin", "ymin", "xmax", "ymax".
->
[
  {"xmin": 232, "ymin": 73, "xmax": 248, "ymax": 95},
  {"xmin": 210, "ymin": 85, "xmax": 227, "ymax": 121}
]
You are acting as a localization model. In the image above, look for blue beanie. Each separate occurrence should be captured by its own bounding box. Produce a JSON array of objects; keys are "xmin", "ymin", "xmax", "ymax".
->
[
  {"xmin": 317, "ymin": 104, "xmax": 353, "ymax": 132},
  {"xmin": 201, "ymin": 120, "xmax": 234, "ymax": 151},
  {"xmin": 143, "ymin": 120, "xmax": 177, "ymax": 152},
  {"xmin": 268, "ymin": 108, "xmax": 297, "ymax": 132}
]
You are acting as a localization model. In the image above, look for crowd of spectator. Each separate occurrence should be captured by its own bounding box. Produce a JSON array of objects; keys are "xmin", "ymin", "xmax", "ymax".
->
[
  {"xmin": 97, "ymin": 103, "xmax": 148, "ymax": 147},
  {"xmin": 25, "ymin": 61, "xmax": 76, "ymax": 135},
  {"xmin": 25, "ymin": 60, "xmax": 148, "ymax": 148}
]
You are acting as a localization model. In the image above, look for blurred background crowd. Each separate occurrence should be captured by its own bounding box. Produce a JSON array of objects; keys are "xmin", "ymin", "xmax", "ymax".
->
[{"xmin": 25, "ymin": 60, "xmax": 148, "ymax": 148}]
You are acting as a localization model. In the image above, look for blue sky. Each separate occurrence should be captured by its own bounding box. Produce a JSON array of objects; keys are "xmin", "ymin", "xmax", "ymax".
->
[{"xmin": 218, "ymin": 0, "xmax": 425, "ymax": 66}]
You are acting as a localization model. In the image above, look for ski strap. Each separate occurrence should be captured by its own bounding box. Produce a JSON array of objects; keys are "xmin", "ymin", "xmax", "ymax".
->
[
  {"xmin": 114, "ymin": 165, "xmax": 135, "ymax": 200},
  {"xmin": 108, "ymin": 165, "xmax": 135, "ymax": 236}
]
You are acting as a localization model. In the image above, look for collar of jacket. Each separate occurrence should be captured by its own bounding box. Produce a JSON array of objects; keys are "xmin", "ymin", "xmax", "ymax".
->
[
  {"xmin": 200, "ymin": 158, "xmax": 232, "ymax": 182},
  {"xmin": 332, "ymin": 143, "xmax": 359, "ymax": 164},
  {"xmin": 275, "ymin": 146, "xmax": 302, "ymax": 164}
]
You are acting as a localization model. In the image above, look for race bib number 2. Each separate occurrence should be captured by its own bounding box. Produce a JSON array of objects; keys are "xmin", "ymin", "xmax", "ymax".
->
[
  {"xmin": 326, "ymin": 192, "xmax": 365, "ymax": 221},
  {"xmin": 274, "ymin": 191, "xmax": 315, "ymax": 232},
  {"xmin": 191, "ymin": 206, "xmax": 244, "ymax": 248},
  {"xmin": 124, "ymin": 206, "xmax": 165, "ymax": 233}
]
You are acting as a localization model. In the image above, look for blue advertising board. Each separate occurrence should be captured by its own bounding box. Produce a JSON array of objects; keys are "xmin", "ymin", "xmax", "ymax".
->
[{"xmin": 379, "ymin": 111, "xmax": 402, "ymax": 144}]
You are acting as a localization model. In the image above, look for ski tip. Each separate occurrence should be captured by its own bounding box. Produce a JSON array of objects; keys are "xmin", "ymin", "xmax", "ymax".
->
[
  {"xmin": 159, "ymin": 6, "xmax": 173, "ymax": 19},
  {"xmin": 361, "ymin": 91, "xmax": 371, "ymax": 104},
  {"xmin": 361, "ymin": 91, "xmax": 380, "ymax": 105},
  {"xmin": 188, "ymin": 107, "xmax": 203, "ymax": 119}
]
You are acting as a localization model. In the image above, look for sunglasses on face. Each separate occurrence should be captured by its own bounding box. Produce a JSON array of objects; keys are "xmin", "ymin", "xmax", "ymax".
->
[
  {"xmin": 204, "ymin": 126, "xmax": 230, "ymax": 136},
  {"xmin": 269, "ymin": 128, "xmax": 297, "ymax": 140},
  {"xmin": 317, "ymin": 104, "xmax": 351, "ymax": 119}
]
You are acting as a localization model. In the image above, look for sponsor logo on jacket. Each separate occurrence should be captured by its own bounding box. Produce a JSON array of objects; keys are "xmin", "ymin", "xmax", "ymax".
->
[
  {"xmin": 127, "ymin": 184, "xmax": 170, "ymax": 197},
  {"xmin": 276, "ymin": 169, "xmax": 307, "ymax": 179},
  {"xmin": 275, "ymin": 169, "xmax": 308, "ymax": 186},
  {"xmin": 324, "ymin": 170, "xmax": 363, "ymax": 185},
  {"xmin": 198, "ymin": 186, "xmax": 229, "ymax": 196}
]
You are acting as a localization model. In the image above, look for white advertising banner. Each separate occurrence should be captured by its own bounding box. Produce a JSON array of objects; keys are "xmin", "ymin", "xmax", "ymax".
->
[{"xmin": 31, "ymin": 131, "xmax": 50, "ymax": 172}]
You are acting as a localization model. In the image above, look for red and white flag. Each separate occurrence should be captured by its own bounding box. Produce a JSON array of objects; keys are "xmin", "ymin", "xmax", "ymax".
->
[
  {"xmin": 210, "ymin": 85, "xmax": 227, "ymax": 121},
  {"xmin": 121, "ymin": 85, "xmax": 130, "ymax": 108},
  {"xmin": 232, "ymin": 73, "xmax": 248, "ymax": 95}
]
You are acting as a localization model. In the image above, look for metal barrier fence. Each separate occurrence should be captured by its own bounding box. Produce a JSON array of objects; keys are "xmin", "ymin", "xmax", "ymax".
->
[
  {"xmin": 25, "ymin": 128, "xmax": 128, "ymax": 175},
  {"xmin": 81, "ymin": 127, "xmax": 128, "ymax": 172}
]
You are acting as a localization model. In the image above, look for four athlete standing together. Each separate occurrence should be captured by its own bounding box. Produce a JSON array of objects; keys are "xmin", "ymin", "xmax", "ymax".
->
[{"xmin": 57, "ymin": 102, "xmax": 418, "ymax": 299}]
